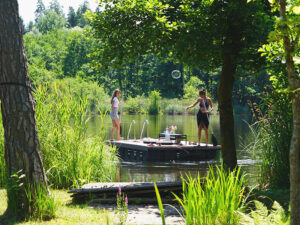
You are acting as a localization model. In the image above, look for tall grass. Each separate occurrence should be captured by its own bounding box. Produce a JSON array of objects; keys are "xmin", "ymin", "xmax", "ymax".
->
[
  {"xmin": 246, "ymin": 98, "xmax": 292, "ymax": 189},
  {"xmin": 0, "ymin": 81, "xmax": 117, "ymax": 189},
  {"xmin": 34, "ymin": 84, "xmax": 118, "ymax": 189},
  {"xmin": 25, "ymin": 182, "xmax": 57, "ymax": 220},
  {"xmin": 154, "ymin": 183, "xmax": 166, "ymax": 225},
  {"xmin": 173, "ymin": 166, "xmax": 246, "ymax": 225}
]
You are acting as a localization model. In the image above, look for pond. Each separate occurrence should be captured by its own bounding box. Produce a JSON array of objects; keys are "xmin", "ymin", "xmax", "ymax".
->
[{"xmin": 88, "ymin": 113, "xmax": 259, "ymax": 186}]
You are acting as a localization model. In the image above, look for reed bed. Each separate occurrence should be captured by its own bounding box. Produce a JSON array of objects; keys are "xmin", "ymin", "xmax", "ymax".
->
[
  {"xmin": 35, "ymin": 84, "xmax": 118, "ymax": 189},
  {"xmin": 0, "ymin": 83, "xmax": 118, "ymax": 189}
]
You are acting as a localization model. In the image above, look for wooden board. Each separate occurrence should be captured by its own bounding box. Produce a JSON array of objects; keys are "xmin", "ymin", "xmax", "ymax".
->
[{"xmin": 69, "ymin": 181, "xmax": 183, "ymax": 204}]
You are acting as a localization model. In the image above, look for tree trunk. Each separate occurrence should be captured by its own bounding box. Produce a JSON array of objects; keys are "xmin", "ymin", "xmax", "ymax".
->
[
  {"xmin": 218, "ymin": 52, "xmax": 237, "ymax": 170},
  {"xmin": 279, "ymin": 1, "xmax": 300, "ymax": 224},
  {"xmin": 217, "ymin": 0, "xmax": 246, "ymax": 171},
  {"xmin": 290, "ymin": 89, "xmax": 300, "ymax": 225},
  {"xmin": 0, "ymin": 0, "xmax": 48, "ymax": 219}
]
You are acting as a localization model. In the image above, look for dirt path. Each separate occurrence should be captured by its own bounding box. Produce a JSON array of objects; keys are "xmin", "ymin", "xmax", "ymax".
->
[{"xmin": 92, "ymin": 204, "xmax": 184, "ymax": 225}]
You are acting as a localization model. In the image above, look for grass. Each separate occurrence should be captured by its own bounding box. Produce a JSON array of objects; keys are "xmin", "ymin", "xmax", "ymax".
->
[
  {"xmin": 0, "ymin": 189, "xmax": 115, "ymax": 225},
  {"xmin": 34, "ymin": 84, "xmax": 118, "ymax": 189},
  {"xmin": 154, "ymin": 183, "xmax": 166, "ymax": 225},
  {"xmin": 173, "ymin": 166, "xmax": 246, "ymax": 225}
]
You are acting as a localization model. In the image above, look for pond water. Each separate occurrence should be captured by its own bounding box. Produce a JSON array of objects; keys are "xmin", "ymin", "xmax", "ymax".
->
[{"xmin": 88, "ymin": 113, "xmax": 259, "ymax": 186}]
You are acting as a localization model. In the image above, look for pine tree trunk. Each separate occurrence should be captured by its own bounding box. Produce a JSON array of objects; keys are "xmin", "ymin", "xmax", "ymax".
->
[
  {"xmin": 218, "ymin": 52, "xmax": 237, "ymax": 170},
  {"xmin": 0, "ymin": 0, "xmax": 48, "ymax": 219},
  {"xmin": 279, "ymin": 1, "xmax": 300, "ymax": 224}
]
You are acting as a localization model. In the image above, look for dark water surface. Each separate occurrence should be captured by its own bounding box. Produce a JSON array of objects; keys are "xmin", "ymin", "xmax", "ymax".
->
[{"xmin": 88, "ymin": 113, "xmax": 259, "ymax": 186}]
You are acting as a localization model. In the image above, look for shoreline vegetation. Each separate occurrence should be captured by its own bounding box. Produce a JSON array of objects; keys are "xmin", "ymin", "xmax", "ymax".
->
[{"xmin": 41, "ymin": 76, "xmax": 250, "ymax": 116}]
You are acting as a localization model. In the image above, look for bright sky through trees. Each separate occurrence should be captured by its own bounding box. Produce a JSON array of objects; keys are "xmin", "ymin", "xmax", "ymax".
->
[{"xmin": 19, "ymin": 0, "xmax": 98, "ymax": 25}]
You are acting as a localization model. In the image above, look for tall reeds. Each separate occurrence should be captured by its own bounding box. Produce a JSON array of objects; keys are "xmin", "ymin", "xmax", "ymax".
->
[
  {"xmin": 35, "ymin": 84, "xmax": 118, "ymax": 189},
  {"xmin": 247, "ymin": 97, "xmax": 292, "ymax": 189},
  {"xmin": 173, "ymin": 166, "xmax": 246, "ymax": 225}
]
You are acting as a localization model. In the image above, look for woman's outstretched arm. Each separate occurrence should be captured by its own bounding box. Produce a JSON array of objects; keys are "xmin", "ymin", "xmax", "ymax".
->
[{"xmin": 186, "ymin": 98, "xmax": 200, "ymax": 110}]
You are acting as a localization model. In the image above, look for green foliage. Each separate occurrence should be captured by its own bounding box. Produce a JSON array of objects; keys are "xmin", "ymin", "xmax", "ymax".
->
[
  {"xmin": 239, "ymin": 200, "xmax": 290, "ymax": 225},
  {"xmin": 246, "ymin": 29, "xmax": 295, "ymax": 189},
  {"xmin": 247, "ymin": 89, "xmax": 292, "ymax": 189},
  {"xmin": 53, "ymin": 77, "xmax": 110, "ymax": 112},
  {"xmin": 161, "ymin": 98, "xmax": 198, "ymax": 115},
  {"xmin": 24, "ymin": 29, "xmax": 70, "ymax": 79},
  {"xmin": 23, "ymin": 21, "xmax": 268, "ymax": 103},
  {"xmin": 62, "ymin": 29, "xmax": 92, "ymax": 78},
  {"xmin": 24, "ymin": 29, "xmax": 95, "ymax": 84},
  {"xmin": 115, "ymin": 187, "xmax": 128, "ymax": 225},
  {"xmin": 6, "ymin": 171, "xmax": 25, "ymax": 218},
  {"xmin": 76, "ymin": 1, "xmax": 90, "ymax": 28},
  {"xmin": 165, "ymin": 104, "xmax": 186, "ymax": 115},
  {"xmin": 123, "ymin": 95, "xmax": 148, "ymax": 114},
  {"xmin": 35, "ymin": 0, "xmax": 46, "ymax": 22},
  {"xmin": 35, "ymin": 83, "xmax": 118, "ymax": 189},
  {"xmin": 173, "ymin": 166, "xmax": 246, "ymax": 225},
  {"xmin": 0, "ymin": 114, "xmax": 5, "ymax": 187},
  {"xmin": 183, "ymin": 76, "xmax": 204, "ymax": 99},
  {"xmin": 0, "ymin": 189, "xmax": 117, "ymax": 225},
  {"xmin": 49, "ymin": 0, "xmax": 64, "ymax": 16},
  {"xmin": 148, "ymin": 91, "xmax": 161, "ymax": 115},
  {"xmin": 87, "ymin": 0, "xmax": 271, "ymax": 72},
  {"xmin": 67, "ymin": 7, "xmax": 77, "ymax": 28},
  {"xmin": 154, "ymin": 183, "xmax": 166, "ymax": 225},
  {"xmin": 25, "ymin": 183, "xmax": 57, "ymax": 221},
  {"xmin": 36, "ymin": 11, "xmax": 66, "ymax": 34}
]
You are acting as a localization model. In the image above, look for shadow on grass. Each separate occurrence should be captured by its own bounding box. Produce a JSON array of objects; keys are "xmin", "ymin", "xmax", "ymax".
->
[{"xmin": 0, "ymin": 209, "xmax": 18, "ymax": 225}]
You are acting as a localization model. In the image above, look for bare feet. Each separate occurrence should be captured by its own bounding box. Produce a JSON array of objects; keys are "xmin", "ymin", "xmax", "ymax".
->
[{"xmin": 117, "ymin": 137, "xmax": 124, "ymax": 140}]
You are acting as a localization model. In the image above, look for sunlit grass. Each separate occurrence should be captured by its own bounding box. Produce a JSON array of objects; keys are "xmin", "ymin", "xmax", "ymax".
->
[{"xmin": 0, "ymin": 189, "xmax": 115, "ymax": 225}]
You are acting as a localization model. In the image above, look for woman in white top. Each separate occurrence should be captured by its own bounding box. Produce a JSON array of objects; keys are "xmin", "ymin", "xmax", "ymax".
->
[{"xmin": 110, "ymin": 89, "xmax": 123, "ymax": 140}]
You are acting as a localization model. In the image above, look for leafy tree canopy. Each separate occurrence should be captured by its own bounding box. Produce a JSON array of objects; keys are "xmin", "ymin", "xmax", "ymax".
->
[
  {"xmin": 35, "ymin": 0, "xmax": 46, "ymax": 22},
  {"xmin": 87, "ymin": 0, "xmax": 271, "ymax": 72},
  {"xmin": 36, "ymin": 10, "xmax": 67, "ymax": 34}
]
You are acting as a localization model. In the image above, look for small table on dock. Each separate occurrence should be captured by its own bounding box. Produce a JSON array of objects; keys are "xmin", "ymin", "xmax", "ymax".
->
[{"xmin": 159, "ymin": 133, "xmax": 187, "ymax": 143}]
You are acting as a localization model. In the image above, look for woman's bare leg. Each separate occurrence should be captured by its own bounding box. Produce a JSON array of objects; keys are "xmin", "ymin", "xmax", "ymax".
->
[
  {"xmin": 198, "ymin": 125, "xmax": 202, "ymax": 145},
  {"xmin": 115, "ymin": 119, "xmax": 123, "ymax": 140},
  {"xmin": 204, "ymin": 126, "xmax": 209, "ymax": 145},
  {"xmin": 110, "ymin": 120, "xmax": 117, "ymax": 140}
]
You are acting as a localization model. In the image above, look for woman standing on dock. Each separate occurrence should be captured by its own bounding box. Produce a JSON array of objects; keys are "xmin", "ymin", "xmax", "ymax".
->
[
  {"xmin": 110, "ymin": 89, "xmax": 123, "ymax": 140},
  {"xmin": 186, "ymin": 89, "xmax": 213, "ymax": 145}
]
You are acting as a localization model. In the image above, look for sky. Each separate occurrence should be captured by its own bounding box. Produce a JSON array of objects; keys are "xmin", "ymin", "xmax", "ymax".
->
[{"xmin": 19, "ymin": 0, "xmax": 99, "ymax": 25}]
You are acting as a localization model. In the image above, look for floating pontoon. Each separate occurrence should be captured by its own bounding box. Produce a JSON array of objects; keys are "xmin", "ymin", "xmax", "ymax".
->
[{"xmin": 106, "ymin": 137, "xmax": 220, "ymax": 162}]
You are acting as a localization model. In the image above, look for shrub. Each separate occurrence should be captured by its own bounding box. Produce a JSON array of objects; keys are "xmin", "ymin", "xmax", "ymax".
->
[
  {"xmin": 165, "ymin": 104, "xmax": 186, "ymax": 114},
  {"xmin": 183, "ymin": 76, "xmax": 204, "ymax": 99},
  {"xmin": 148, "ymin": 91, "xmax": 161, "ymax": 115},
  {"xmin": 123, "ymin": 95, "xmax": 147, "ymax": 114}
]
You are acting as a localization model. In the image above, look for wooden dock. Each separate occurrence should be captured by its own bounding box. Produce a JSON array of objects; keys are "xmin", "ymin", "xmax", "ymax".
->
[
  {"xmin": 106, "ymin": 139, "xmax": 220, "ymax": 162},
  {"xmin": 69, "ymin": 181, "xmax": 183, "ymax": 204}
]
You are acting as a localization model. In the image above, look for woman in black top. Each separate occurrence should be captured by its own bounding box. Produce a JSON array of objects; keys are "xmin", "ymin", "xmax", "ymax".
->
[{"xmin": 186, "ymin": 89, "xmax": 213, "ymax": 145}]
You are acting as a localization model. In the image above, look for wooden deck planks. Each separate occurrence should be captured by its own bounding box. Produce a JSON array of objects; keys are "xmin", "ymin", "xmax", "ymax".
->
[{"xmin": 69, "ymin": 181, "xmax": 183, "ymax": 204}]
